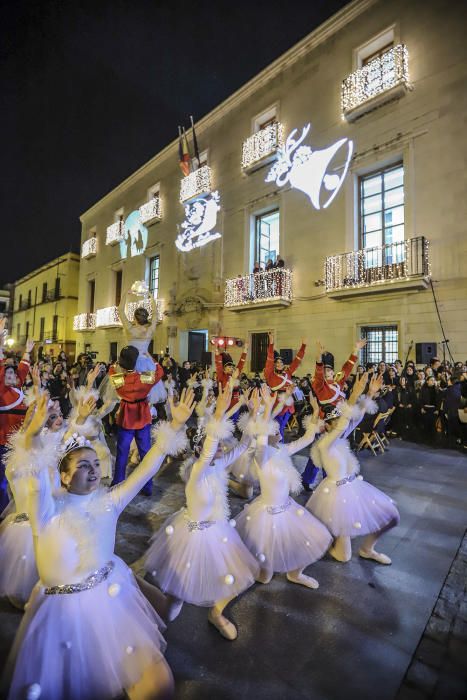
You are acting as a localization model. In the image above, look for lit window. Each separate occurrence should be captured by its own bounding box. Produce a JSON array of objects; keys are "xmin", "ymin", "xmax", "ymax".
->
[
  {"xmin": 149, "ymin": 256, "xmax": 160, "ymax": 299},
  {"xmin": 361, "ymin": 326, "xmax": 398, "ymax": 364},
  {"xmin": 254, "ymin": 210, "xmax": 280, "ymax": 268}
]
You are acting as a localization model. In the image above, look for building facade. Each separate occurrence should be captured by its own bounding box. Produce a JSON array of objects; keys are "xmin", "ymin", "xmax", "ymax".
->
[
  {"xmin": 0, "ymin": 287, "xmax": 12, "ymax": 332},
  {"xmin": 12, "ymin": 253, "xmax": 80, "ymax": 358},
  {"xmin": 75, "ymin": 0, "xmax": 467, "ymax": 373}
]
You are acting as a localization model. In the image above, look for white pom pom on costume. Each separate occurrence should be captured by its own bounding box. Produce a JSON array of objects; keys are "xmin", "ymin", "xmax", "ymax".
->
[
  {"xmin": 353, "ymin": 522, "xmax": 362, "ymax": 529},
  {"xmin": 205, "ymin": 417, "xmax": 234, "ymax": 441},
  {"xmin": 229, "ymin": 519, "xmax": 236, "ymax": 528},
  {"xmin": 108, "ymin": 583, "xmax": 121, "ymax": 597},
  {"xmin": 165, "ymin": 525, "xmax": 174, "ymax": 536},
  {"xmin": 359, "ymin": 395, "xmax": 379, "ymax": 414},
  {"xmin": 323, "ymin": 487, "xmax": 330, "ymax": 494},
  {"xmin": 224, "ymin": 574, "xmax": 235, "ymax": 585},
  {"xmin": 297, "ymin": 508, "xmax": 304, "ymax": 516},
  {"xmin": 340, "ymin": 402, "xmax": 364, "ymax": 421},
  {"xmin": 27, "ymin": 684, "xmax": 41, "ymax": 700},
  {"xmin": 236, "ymin": 411, "xmax": 251, "ymax": 434},
  {"xmin": 151, "ymin": 421, "xmax": 188, "ymax": 456},
  {"xmin": 244, "ymin": 417, "xmax": 278, "ymax": 437},
  {"xmin": 126, "ymin": 646, "xmax": 134, "ymax": 655},
  {"xmin": 357, "ymin": 474, "xmax": 363, "ymax": 481},
  {"xmin": 258, "ymin": 553, "xmax": 266, "ymax": 563}
]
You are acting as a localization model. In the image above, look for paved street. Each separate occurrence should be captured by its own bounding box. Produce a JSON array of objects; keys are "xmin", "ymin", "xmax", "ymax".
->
[{"xmin": 1, "ymin": 440, "xmax": 466, "ymax": 700}]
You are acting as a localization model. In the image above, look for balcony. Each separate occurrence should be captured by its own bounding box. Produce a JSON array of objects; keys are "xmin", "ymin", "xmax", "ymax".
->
[
  {"xmin": 325, "ymin": 236, "xmax": 430, "ymax": 299},
  {"xmin": 341, "ymin": 44, "xmax": 409, "ymax": 121},
  {"xmin": 139, "ymin": 197, "xmax": 162, "ymax": 226},
  {"xmin": 225, "ymin": 269, "xmax": 293, "ymax": 310},
  {"xmin": 126, "ymin": 298, "xmax": 164, "ymax": 323},
  {"xmin": 180, "ymin": 165, "xmax": 212, "ymax": 203},
  {"xmin": 45, "ymin": 290, "xmax": 61, "ymax": 303},
  {"xmin": 73, "ymin": 313, "xmax": 97, "ymax": 331},
  {"xmin": 81, "ymin": 237, "xmax": 97, "ymax": 259},
  {"xmin": 95, "ymin": 306, "xmax": 122, "ymax": 328},
  {"xmin": 106, "ymin": 221, "xmax": 125, "ymax": 246},
  {"xmin": 242, "ymin": 122, "xmax": 284, "ymax": 173},
  {"xmin": 19, "ymin": 300, "xmax": 29, "ymax": 311}
]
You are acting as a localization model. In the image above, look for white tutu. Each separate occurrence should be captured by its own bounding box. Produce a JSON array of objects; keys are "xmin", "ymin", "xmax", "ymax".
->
[
  {"xmin": 135, "ymin": 353, "xmax": 156, "ymax": 373},
  {"xmin": 229, "ymin": 445, "xmax": 259, "ymax": 487},
  {"xmin": 148, "ymin": 379, "xmax": 167, "ymax": 406},
  {"xmin": 6, "ymin": 556, "xmax": 166, "ymax": 700},
  {"xmin": 0, "ymin": 516, "xmax": 38, "ymax": 606},
  {"xmin": 144, "ymin": 508, "xmax": 259, "ymax": 606},
  {"xmin": 306, "ymin": 475, "xmax": 399, "ymax": 537},
  {"xmin": 236, "ymin": 497, "xmax": 332, "ymax": 572}
]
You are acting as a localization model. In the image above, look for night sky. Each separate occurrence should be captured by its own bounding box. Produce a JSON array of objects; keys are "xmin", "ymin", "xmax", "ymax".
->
[{"xmin": 1, "ymin": 0, "xmax": 351, "ymax": 286}]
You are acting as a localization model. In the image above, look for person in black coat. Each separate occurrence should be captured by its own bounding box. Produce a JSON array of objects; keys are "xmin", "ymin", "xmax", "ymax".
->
[{"xmin": 420, "ymin": 377, "xmax": 440, "ymax": 443}]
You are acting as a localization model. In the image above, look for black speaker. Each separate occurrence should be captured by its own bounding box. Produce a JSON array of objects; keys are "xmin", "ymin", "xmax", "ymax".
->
[
  {"xmin": 415, "ymin": 342, "xmax": 437, "ymax": 365},
  {"xmin": 280, "ymin": 348, "xmax": 293, "ymax": 365},
  {"xmin": 201, "ymin": 351, "xmax": 213, "ymax": 367}
]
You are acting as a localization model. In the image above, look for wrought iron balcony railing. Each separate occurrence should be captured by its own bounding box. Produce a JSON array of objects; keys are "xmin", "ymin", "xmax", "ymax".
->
[
  {"xmin": 180, "ymin": 165, "xmax": 212, "ymax": 203},
  {"xmin": 139, "ymin": 197, "xmax": 162, "ymax": 225},
  {"xmin": 225, "ymin": 268, "xmax": 293, "ymax": 309},
  {"xmin": 81, "ymin": 237, "xmax": 97, "ymax": 259},
  {"xmin": 106, "ymin": 221, "xmax": 125, "ymax": 246},
  {"xmin": 126, "ymin": 298, "xmax": 164, "ymax": 323},
  {"xmin": 325, "ymin": 236, "xmax": 429, "ymax": 293},
  {"xmin": 241, "ymin": 122, "xmax": 284, "ymax": 172},
  {"xmin": 19, "ymin": 300, "xmax": 29, "ymax": 311},
  {"xmin": 95, "ymin": 306, "xmax": 122, "ymax": 328},
  {"xmin": 341, "ymin": 44, "xmax": 409, "ymax": 121},
  {"xmin": 73, "ymin": 313, "xmax": 97, "ymax": 331}
]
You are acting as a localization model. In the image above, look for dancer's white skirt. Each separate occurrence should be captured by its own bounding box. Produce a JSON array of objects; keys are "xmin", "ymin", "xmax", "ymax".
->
[
  {"xmin": 306, "ymin": 475, "xmax": 399, "ymax": 537},
  {"xmin": 229, "ymin": 451, "xmax": 258, "ymax": 487},
  {"xmin": 0, "ymin": 516, "xmax": 38, "ymax": 606},
  {"xmin": 6, "ymin": 556, "xmax": 166, "ymax": 700},
  {"xmin": 236, "ymin": 497, "xmax": 332, "ymax": 572},
  {"xmin": 144, "ymin": 508, "xmax": 259, "ymax": 606}
]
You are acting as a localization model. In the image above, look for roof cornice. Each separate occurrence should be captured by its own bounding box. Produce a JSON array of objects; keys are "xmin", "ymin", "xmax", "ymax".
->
[{"xmin": 80, "ymin": 0, "xmax": 378, "ymax": 221}]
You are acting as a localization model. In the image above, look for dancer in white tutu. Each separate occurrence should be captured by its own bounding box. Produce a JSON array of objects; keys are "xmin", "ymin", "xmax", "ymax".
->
[
  {"xmin": 237, "ymin": 387, "xmax": 332, "ymax": 589},
  {"xmin": 5, "ymin": 389, "xmax": 196, "ymax": 700},
  {"xmin": 144, "ymin": 384, "xmax": 265, "ymax": 641},
  {"xmin": 307, "ymin": 373, "xmax": 400, "ymax": 564}
]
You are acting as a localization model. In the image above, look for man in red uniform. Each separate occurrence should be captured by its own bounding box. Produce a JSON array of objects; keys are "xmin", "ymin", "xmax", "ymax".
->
[
  {"xmin": 215, "ymin": 344, "xmax": 248, "ymax": 416},
  {"xmin": 109, "ymin": 345, "xmax": 163, "ymax": 496},
  {"xmin": 264, "ymin": 332, "xmax": 307, "ymax": 438},
  {"xmin": 312, "ymin": 339, "xmax": 367, "ymax": 409},
  {"xmin": 0, "ymin": 332, "xmax": 34, "ymax": 511}
]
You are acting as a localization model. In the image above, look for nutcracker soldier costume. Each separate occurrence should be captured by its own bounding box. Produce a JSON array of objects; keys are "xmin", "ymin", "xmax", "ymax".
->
[{"xmin": 215, "ymin": 345, "xmax": 248, "ymax": 419}]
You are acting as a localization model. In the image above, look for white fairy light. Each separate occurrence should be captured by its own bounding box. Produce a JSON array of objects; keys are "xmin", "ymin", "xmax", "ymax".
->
[
  {"xmin": 105, "ymin": 221, "xmax": 125, "ymax": 246},
  {"xmin": 126, "ymin": 298, "xmax": 164, "ymax": 323},
  {"xmin": 242, "ymin": 122, "xmax": 284, "ymax": 170},
  {"xmin": 73, "ymin": 313, "xmax": 97, "ymax": 331},
  {"xmin": 224, "ymin": 269, "xmax": 293, "ymax": 308},
  {"xmin": 180, "ymin": 165, "xmax": 212, "ymax": 202},
  {"xmin": 95, "ymin": 306, "xmax": 122, "ymax": 328},
  {"xmin": 81, "ymin": 237, "xmax": 97, "ymax": 259},
  {"xmin": 139, "ymin": 195, "xmax": 162, "ymax": 225},
  {"xmin": 341, "ymin": 44, "xmax": 409, "ymax": 117}
]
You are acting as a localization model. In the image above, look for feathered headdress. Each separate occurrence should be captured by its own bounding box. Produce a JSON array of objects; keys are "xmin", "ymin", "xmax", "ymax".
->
[{"xmin": 57, "ymin": 433, "xmax": 94, "ymax": 470}]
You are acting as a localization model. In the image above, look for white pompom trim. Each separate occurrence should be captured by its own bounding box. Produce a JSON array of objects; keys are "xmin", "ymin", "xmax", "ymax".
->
[
  {"xmin": 73, "ymin": 386, "xmax": 100, "ymax": 404},
  {"xmin": 359, "ymin": 395, "xmax": 378, "ymax": 414},
  {"xmin": 236, "ymin": 412, "xmax": 250, "ymax": 434},
  {"xmin": 340, "ymin": 402, "xmax": 363, "ymax": 421},
  {"xmin": 151, "ymin": 421, "xmax": 188, "ymax": 456},
  {"xmin": 303, "ymin": 416, "xmax": 324, "ymax": 433},
  {"xmin": 204, "ymin": 417, "xmax": 234, "ymax": 440},
  {"xmin": 5, "ymin": 430, "xmax": 57, "ymax": 480}
]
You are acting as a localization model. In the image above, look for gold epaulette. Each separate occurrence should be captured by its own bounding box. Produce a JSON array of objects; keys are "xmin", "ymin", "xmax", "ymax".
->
[
  {"xmin": 140, "ymin": 371, "xmax": 156, "ymax": 384},
  {"xmin": 334, "ymin": 371, "xmax": 345, "ymax": 382},
  {"xmin": 110, "ymin": 373, "xmax": 126, "ymax": 389}
]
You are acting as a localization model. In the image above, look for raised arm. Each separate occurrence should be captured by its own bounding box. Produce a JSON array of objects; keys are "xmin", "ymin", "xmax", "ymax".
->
[
  {"xmin": 264, "ymin": 332, "xmax": 275, "ymax": 383},
  {"xmin": 16, "ymin": 339, "xmax": 34, "ymax": 385},
  {"xmin": 118, "ymin": 289, "xmax": 133, "ymax": 334},
  {"xmin": 286, "ymin": 393, "xmax": 323, "ymax": 455},
  {"xmin": 190, "ymin": 384, "xmax": 233, "ymax": 484},
  {"xmin": 236, "ymin": 343, "xmax": 248, "ymax": 373},
  {"xmin": 340, "ymin": 339, "xmax": 366, "ymax": 382},
  {"xmin": 288, "ymin": 337, "xmax": 307, "ymax": 375},
  {"xmin": 215, "ymin": 347, "xmax": 227, "ymax": 386}
]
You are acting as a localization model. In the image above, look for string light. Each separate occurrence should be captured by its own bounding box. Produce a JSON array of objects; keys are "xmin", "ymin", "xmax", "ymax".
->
[
  {"xmin": 126, "ymin": 298, "xmax": 164, "ymax": 323},
  {"xmin": 224, "ymin": 269, "xmax": 293, "ymax": 308},
  {"xmin": 81, "ymin": 237, "xmax": 97, "ymax": 259},
  {"xmin": 242, "ymin": 122, "xmax": 284, "ymax": 170},
  {"xmin": 341, "ymin": 44, "xmax": 409, "ymax": 118},
  {"xmin": 180, "ymin": 165, "xmax": 212, "ymax": 203},
  {"xmin": 73, "ymin": 313, "xmax": 96, "ymax": 331},
  {"xmin": 95, "ymin": 306, "xmax": 122, "ymax": 328},
  {"xmin": 139, "ymin": 196, "xmax": 162, "ymax": 225},
  {"xmin": 324, "ymin": 236, "xmax": 429, "ymax": 292},
  {"xmin": 105, "ymin": 221, "xmax": 125, "ymax": 246}
]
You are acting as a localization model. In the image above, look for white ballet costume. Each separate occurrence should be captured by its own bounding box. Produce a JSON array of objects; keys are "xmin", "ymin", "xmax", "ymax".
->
[
  {"xmin": 237, "ymin": 422, "xmax": 332, "ymax": 573},
  {"xmin": 144, "ymin": 418, "xmax": 260, "ymax": 606},
  {"xmin": 306, "ymin": 398, "xmax": 399, "ymax": 537},
  {"xmin": 5, "ymin": 421, "xmax": 186, "ymax": 700}
]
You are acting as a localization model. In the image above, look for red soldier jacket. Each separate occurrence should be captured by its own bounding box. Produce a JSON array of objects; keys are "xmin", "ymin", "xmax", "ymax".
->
[
  {"xmin": 312, "ymin": 353, "xmax": 357, "ymax": 407},
  {"xmin": 215, "ymin": 352, "xmax": 247, "ymax": 409},
  {"xmin": 110, "ymin": 363, "xmax": 163, "ymax": 430},
  {"xmin": 0, "ymin": 359, "xmax": 30, "ymax": 446},
  {"xmin": 264, "ymin": 343, "xmax": 306, "ymax": 416}
]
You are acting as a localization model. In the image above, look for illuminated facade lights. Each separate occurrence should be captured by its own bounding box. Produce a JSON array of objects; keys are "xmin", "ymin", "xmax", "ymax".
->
[
  {"xmin": 176, "ymin": 191, "xmax": 221, "ymax": 252},
  {"xmin": 126, "ymin": 298, "xmax": 164, "ymax": 323},
  {"xmin": 324, "ymin": 236, "xmax": 429, "ymax": 292},
  {"xmin": 242, "ymin": 122, "xmax": 284, "ymax": 171},
  {"xmin": 73, "ymin": 313, "xmax": 96, "ymax": 331},
  {"xmin": 225, "ymin": 268, "xmax": 293, "ymax": 308},
  {"xmin": 180, "ymin": 165, "xmax": 212, "ymax": 203},
  {"xmin": 106, "ymin": 221, "xmax": 125, "ymax": 246},
  {"xmin": 81, "ymin": 237, "xmax": 97, "ymax": 259},
  {"xmin": 139, "ymin": 196, "xmax": 162, "ymax": 225},
  {"xmin": 95, "ymin": 306, "xmax": 122, "ymax": 328},
  {"xmin": 341, "ymin": 44, "xmax": 409, "ymax": 119}
]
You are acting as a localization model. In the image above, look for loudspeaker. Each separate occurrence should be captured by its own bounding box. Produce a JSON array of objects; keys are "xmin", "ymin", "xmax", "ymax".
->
[
  {"xmin": 280, "ymin": 348, "xmax": 293, "ymax": 365},
  {"xmin": 201, "ymin": 351, "xmax": 213, "ymax": 367},
  {"xmin": 415, "ymin": 342, "xmax": 438, "ymax": 365}
]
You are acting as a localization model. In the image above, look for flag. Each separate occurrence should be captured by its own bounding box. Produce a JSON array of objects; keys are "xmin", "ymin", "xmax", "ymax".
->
[
  {"xmin": 190, "ymin": 115, "xmax": 200, "ymax": 170},
  {"xmin": 178, "ymin": 126, "xmax": 191, "ymax": 176}
]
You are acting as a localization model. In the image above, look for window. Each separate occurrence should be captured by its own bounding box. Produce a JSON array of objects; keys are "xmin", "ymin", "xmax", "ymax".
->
[
  {"xmin": 361, "ymin": 325, "xmax": 398, "ymax": 364},
  {"xmin": 55, "ymin": 277, "xmax": 60, "ymax": 299},
  {"xmin": 362, "ymin": 42, "xmax": 394, "ymax": 66},
  {"xmin": 254, "ymin": 210, "xmax": 280, "ymax": 268},
  {"xmin": 39, "ymin": 318, "xmax": 45, "ymax": 342},
  {"xmin": 251, "ymin": 332, "xmax": 269, "ymax": 373},
  {"xmin": 52, "ymin": 315, "xmax": 58, "ymax": 341},
  {"xmin": 109, "ymin": 342, "xmax": 118, "ymax": 363},
  {"xmin": 25, "ymin": 321, "xmax": 30, "ymax": 340},
  {"xmin": 149, "ymin": 256, "xmax": 160, "ymax": 299},
  {"xmin": 253, "ymin": 104, "xmax": 278, "ymax": 133},
  {"xmin": 356, "ymin": 27, "xmax": 395, "ymax": 68},
  {"xmin": 115, "ymin": 270, "xmax": 123, "ymax": 306},
  {"xmin": 359, "ymin": 163, "xmax": 404, "ymax": 266},
  {"xmin": 88, "ymin": 280, "xmax": 95, "ymax": 313},
  {"xmin": 27, "ymin": 290, "xmax": 31, "ymax": 308},
  {"xmin": 42, "ymin": 282, "xmax": 47, "ymax": 303},
  {"xmin": 18, "ymin": 293, "xmax": 22, "ymax": 310},
  {"xmin": 16, "ymin": 323, "xmax": 20, "ymax": 339}
]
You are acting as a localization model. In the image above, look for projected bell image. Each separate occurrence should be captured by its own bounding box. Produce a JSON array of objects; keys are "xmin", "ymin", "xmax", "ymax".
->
[
  {"xmin": 119, "ymin": 210, "xmax": 149, "ymax": 259},
  {"xmin": 266, "ymin": 123, "xmax": 353, "ymax": 210}
]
